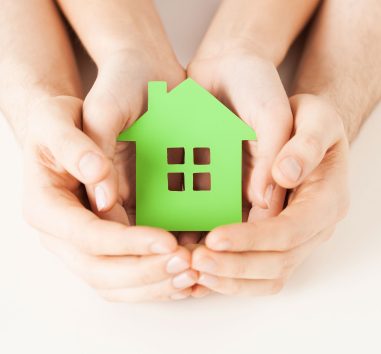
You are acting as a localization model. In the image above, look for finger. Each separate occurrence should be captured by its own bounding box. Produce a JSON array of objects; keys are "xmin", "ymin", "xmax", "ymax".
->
[
  {"xmin": 226, "ymin": 63, "xmax": 292, "ymax": 209},
  {"xmin": 39, "ymin": 233, "xmax": 191, "ymax": 289},
  {"xmin": 206, "ymin": 180, "xmax": 343, "ymax": 252},
  {"xmin": 194, "ymin": 227, "xmax": 334, "ymax": 279},
  {"xmin": 24, "ymin": 159, "xmax": 177, "ymax": 256},
  {"xmin": 97, "ymin": 270, "xmax": 198, "ymax": 302},
  {"xmin": 247, "ymin": 183, "xmax": 286, "ymax": 222},
  {"xmin": 82, "ymin": 68, "xmax": 138, "ymax": 158},
  {"xmin": 193, "ymin": 245, "xmax": 286, "ymax": 279},
  {"xmin": 197, "ymin": 274, "xmax": 283, "ymax": 296},
  {"xmin": 89, "ymin": 167, "xmax": 119, "ymax": 213},
  {"xmin": 272, "ymin": 94, "xmax": 346, "ymax": 188},
  {"xmin": 198, "ymin": 228, "xmax": 334, "ymax": 296},
  {"xmin": 250, "ymin": 103, "xmax": 292, "ymax": 209},
  {"xmin": 95, "ymin": 201, "xmax": 130, "ymax": 225},
  {"xmin": 82, "ymin": 72, "xmax": 134, "ymax": 213}
]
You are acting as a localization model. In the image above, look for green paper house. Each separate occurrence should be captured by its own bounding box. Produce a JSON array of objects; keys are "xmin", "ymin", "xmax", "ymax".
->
[{"xmin": 117, "ymin": 79, "xmax": 256, "ymax": 231}]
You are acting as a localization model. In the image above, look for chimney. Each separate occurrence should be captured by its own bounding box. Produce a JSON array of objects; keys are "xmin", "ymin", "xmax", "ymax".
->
[{"xmin": 148, "ymin": 81, "xmax": 167, "ymax": 111}]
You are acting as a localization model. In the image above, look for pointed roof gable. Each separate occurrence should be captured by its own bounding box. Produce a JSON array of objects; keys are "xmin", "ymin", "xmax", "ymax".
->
[{"xmin": 118, "ymin": 79, "xmax": 256, "ymax": 144}]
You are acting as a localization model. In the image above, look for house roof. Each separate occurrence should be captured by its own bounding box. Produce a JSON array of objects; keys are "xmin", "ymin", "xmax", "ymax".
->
[{"xmin": 118, "ymin": 78, "xmax": 256, "ymax": 145}]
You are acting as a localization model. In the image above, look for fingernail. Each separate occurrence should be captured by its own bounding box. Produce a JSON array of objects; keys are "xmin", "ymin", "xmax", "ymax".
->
[
  {"xmin": 264, "ymin": 184, "xmax": 273, "ymax": 209},
  {"xmin": 94, "ymin": 185, "xmax": 107, "ymax": 211},
  {"xmin": 79, "ymin": 152, "xmax": 104, "ymax": 181},
  {"xmin": 194, "ymin": 256, "xmax": 217, "ymax": 273},
  {"xmin": 198, "ymin": 273, "xmax": 219, "ymax": 287},
  {"xmin": 166, "ymin": 256, "xmax": 189, "ymax": 274},
  {"xmin": 210, "ymin": 239, "xmax": 231, "ymax": 251},
  {"xmin": 278, "ymin": 156, "xmax": 302, "ymax": 182},
  {"xmin": 171, "ymin": 292, "xmax": 189, "ymax": 300},
  {"xmin": 150, "ymin": 242, "xmax": 173, "ymax": 254},
  {"xmin": 172, "ymin": 272, "xmax": 196, "ymax": 289}
]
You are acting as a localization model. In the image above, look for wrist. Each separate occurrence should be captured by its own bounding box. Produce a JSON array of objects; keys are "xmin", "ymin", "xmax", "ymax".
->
[
  {"xmin": 192, "ymin": 34, "xmax": 285, "ymax": 67},
  {"xmin": 194, "ymin": 2, "xmax": 304, "ymax": 66},
  {"xmin": 68, "ymin": 3, "xmax": 178, "ymax": 68},
  {"xmin": 96, "ymin": 40, "xmax": 181, "ymax": 72}
]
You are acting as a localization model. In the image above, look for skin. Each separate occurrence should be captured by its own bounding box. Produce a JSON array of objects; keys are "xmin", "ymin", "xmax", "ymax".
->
[
  {"xmin": 1, "ymin": 0, "xmax": 380, "ymax": 301},
  {"xmin": 188, "ymin": 0, "xmax": 320, "ymax": 212},
  {"xmin": 192, "ymin": 0, "xmax": 381, "ymax": 297},
  {"xmin": 0, "ymin": 0, "xmax": 197, "ymax": 302},
  {"xmin": 54, "ymin": 0, "xmax": 321, "ymax": 299},
  {"xmin": 180, "ymin": 0, "xmax": 320, "ymax": 248}
]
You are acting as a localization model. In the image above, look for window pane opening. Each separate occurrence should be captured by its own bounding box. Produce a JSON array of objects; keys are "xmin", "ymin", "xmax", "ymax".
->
[
  {"xmin": 193, "ymin": 173, "xmax": 211, "ymax": 191},
  {"xmin": 193, "ymin": 147, "xmax": 210, "ymax": 165}
]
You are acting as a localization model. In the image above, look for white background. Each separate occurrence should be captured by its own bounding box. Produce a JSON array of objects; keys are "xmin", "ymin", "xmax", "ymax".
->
[{"xmin": 1, "ymin": 1, "xmax": 381, "ymax": 353}]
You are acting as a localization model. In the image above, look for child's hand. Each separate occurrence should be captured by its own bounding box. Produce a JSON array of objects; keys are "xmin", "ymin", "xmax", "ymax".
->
[
  {"xmin": 192, "ymin": 95, "xmax": 350, "ymax": 296},
  {"xmin": 23, "ymin": 96, "xmax": 197, "ymax": 302},
  {"xmin": 188, "ymin": 51, "xmax": 292, "ymax": 215},
  {"xmin": 82, "ymin": 49, "xmax": 186, "ymax": 224}
]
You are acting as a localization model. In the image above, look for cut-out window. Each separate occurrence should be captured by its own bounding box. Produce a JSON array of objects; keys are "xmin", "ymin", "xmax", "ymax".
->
[
  {"xmin": 168, "ymin": 173, "xmax": 184, "ymax": 191},
  {"xmin": 193, "ymin": 173, "xmax": 211, "ymax": 191},
  {"xmin": 167, "ymin": 147, "xmax": 184, "ymax": 164},
  {"xmin": 193, "ymin": 147, "xmax": 210, "ymax": 165}
]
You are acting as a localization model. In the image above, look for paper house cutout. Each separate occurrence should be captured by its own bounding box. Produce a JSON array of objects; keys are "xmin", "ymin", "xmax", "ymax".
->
[{"xmin": 117, "ymin": 79, "xmax": 256, "ymax": 231}]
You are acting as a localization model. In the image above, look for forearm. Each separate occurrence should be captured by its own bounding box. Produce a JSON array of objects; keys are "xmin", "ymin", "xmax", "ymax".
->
[
  {"xmin": 56, "ymin": 0, "xmax": 178, "ymax": 66},
  {"xmin": 0, "ymin": 0, "xmax": 81, "ymax": 143},
  {"xmin": 293, "ymin": 0, "xmax": 381, "ymax": 141},
  {"xmin": 193, "ymin": 0, "xmax": 320, "ymax": 65}
]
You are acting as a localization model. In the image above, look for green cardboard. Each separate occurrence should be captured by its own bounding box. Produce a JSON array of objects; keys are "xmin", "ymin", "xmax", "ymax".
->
[{"xmin": 117, "ymin": 78, "xmax": 256, "ymax": 231}]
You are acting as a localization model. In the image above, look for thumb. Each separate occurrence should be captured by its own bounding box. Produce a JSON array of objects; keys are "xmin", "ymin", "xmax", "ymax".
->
[
  {"xmin": 29, "ymin": 96, "xmax": 111, "ymax": 185},
  {"xmin": 82, "ymin": 70, "xmax": 139, "ymax": 215},
  {"xmin": 272, "ymin": 94, "xmax": 346, "ymax": 188}
]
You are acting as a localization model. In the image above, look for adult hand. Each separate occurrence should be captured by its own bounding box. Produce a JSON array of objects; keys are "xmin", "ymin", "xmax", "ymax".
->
[
  {"xmin": 192, "ymin": 94, "xmax": 350, "ymax": 296},
  {"xmin": 23, "ymin": 96, "xmax": 197, "ymax": 302}
]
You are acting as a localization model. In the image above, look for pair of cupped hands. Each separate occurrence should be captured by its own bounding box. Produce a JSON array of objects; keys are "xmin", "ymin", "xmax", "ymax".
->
[{"xmin": 23, "ymin": 44, "xmax": 350, "ymax": 302}]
